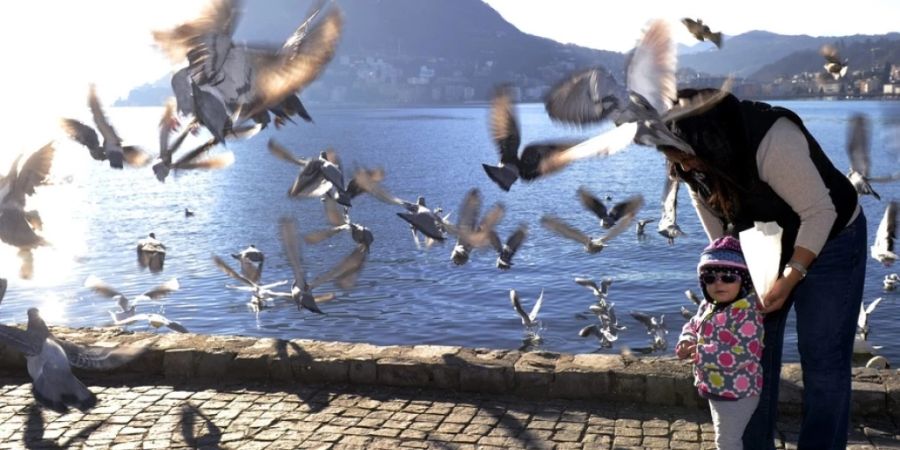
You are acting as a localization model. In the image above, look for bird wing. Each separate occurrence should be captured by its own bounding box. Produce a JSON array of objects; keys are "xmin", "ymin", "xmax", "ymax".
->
[
  {"xmin": 323, "ymin": 196, "xmax": 346, "ymax": 227},
  {"xmin": 489, "ymin": 85, "xmax": 522, "ymax": 164},
  {"xmin": 574, "ymin": 277, "xmax": 600, "ymax": 295},
  {"xmin": 59, "ymin": 119, "xmax": 101, "ymax": 156},
  {"xmin": 505, "ymin": 224, "xmax": 528, "ymax": 254},
  {"xmin": 600, "ymin": 197, "xmax": 643, "ymax": 243},
  {"xmin": 397, "ymin": 212, "xmax": 445, "ymax": 241},
  {"xmin": 141, "ymin": 278, "xmax": 180, "ymax": 300},
  {"xmin": 577, "ymin": 186, "xmax": 608, "ymax": 221},
  {"xmin": 7, "ymin": 143, "xmax": 54, "ymax": 204},
  {"xmin": 0, "ymin": 324, "xmax": 41, "ymax": 356},
  {"xmin": 279, "ymin": 217, "xmax": 307, "ymax": 287},
  {"xmin": 630, "ymin": 311, "xmax": 655, "ymax": 330},
  {"xmin": 874, "ymin": 201, "xmax": 897, "ymax": 253},
  {"xmin": 537, "ymin": 122, "xmax": 638, "ymax": 176},
  {"xmin": 820, "ymin": 44, "xmax": 842, "ymax": 65},
  {"xmin": 152, "ymin": 0, "xmax": 241, "ymax": 63},
  {"xmin": 87, "ymin": 85, "xmax": 122, "ymax": 148},
  {"xmin": 304, "ymin": 226, "xmax": 346, "ymax": 245},
  {"xmin": 865, "ymin": 297, "xmax": 883, "ymax": 316},
  {"xmin": 246, "ymin": 7, "xmax": 342, "ymax": 117},
  {"xmin": 346, "ymin": 166, "xmax": 385, "ymax": 199},
  {"xmin": 509, "ymin": 290, "xmax": 532, "ymax": 326},
  {"xmin": 662, "ymin": 77, "xmax": 734, "ymax": 123},
  {"xmin": 83, "ymin": 275, "xmax": 124, "ymax": 299},
  {"xmin": 172, "ymin": 138, "xmax": 229, "ymax": 170},
  {"xmin": 213, "ymin": 255, "xmax": 256, "ymax": 287},
  {"xmin": 608, "ymin": 195, "xmax": 646, "ymax": 222},
  {"xmin": 309, "ymin": 244, "xmax": 366, "ymax": 289},
  {"xmin": 529, "ymin": 289, "xmax": 544, "ymax": 322},
  {"xmin": 847, "ymin": 114, "xmax": 871, "ymax": 176},
  {"xmin": 543, "ymin": 66, "xmax": 627, "ymax": 125},
  {"xmin": 684, "ymin": 289, "xmax": 702, "ymax": 305},
  {"xmin": 269, "ymin": 139, "xmax": 309, "ymax": 167},
  {"xmin": 457, "ymin": 188, "xmax": 482, "ymax": 230},
  {"xmin": 626, "ymin": 19, "xmax": 676, "ymax": 116},
  {"xmin": 54, "ymin": 339, "xmax": 148, "ymax": 371},
  {"xmin": 659, "ymin": 176, "xmax": 680, "ymax": 227},
  {"xmin": 540, "ymin": 215, "xmax": 591, "ymax": 246}
]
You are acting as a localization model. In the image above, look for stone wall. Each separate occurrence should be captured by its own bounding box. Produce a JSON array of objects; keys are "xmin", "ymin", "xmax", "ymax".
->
[{"xmin": 0, "ymin": 327, "xmax": 896, "ymax": 420}]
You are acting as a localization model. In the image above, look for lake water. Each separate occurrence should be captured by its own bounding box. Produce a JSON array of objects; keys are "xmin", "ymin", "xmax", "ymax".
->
[{"xmin": 2, "ymin": 100, "xmax": 899, "ymax": 364}]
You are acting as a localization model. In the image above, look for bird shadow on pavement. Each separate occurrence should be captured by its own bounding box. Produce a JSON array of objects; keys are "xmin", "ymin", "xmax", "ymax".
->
[
  {"xmin": 180, "ymin": 402, "xmax": 222, "ymax": 449},
  {"xmin": 24, "ymin": 403, "xmax": 102, "ymax": 450}
]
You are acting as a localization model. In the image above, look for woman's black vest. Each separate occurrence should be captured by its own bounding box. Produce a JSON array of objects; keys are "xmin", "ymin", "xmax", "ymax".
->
[{"xmin": 669, "ymin": 92, "xmax": 858, "ymax": 265}]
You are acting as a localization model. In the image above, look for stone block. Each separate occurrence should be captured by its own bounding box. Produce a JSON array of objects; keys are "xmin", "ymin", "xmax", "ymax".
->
[
  {"xmin": 644, "ymin": 373, "xmax": 677, "ymax": 406},
  {"xmin": 163, "ymin": 349, "xmax": 197, "ymax": 379},
  {"xmin": 346, "ymin": 343, "xmax": 398, "ymax": 385},
  {"xmin": 449, "ymin": 348, "xmax": 519, "ymax": 394},
  {"xmin": 195, "ymin": 351, "xmax": 236, "ymax": 380},
  {"xmin": 551, "ymin": 354, "xmax": 621, "ymax": 399},
  {"xmin": 377, "ymin": 358, "xmax": 430, "ymax": 387},
  {"xmin": 291, "ymin": 340, "xmax": 350, "ymax": 384},
  {"xmin": 609, "ymin": 371, "xmax": 646, "ymax": 403},
  {"xmin": 851, "ymin": 381, "xmax": 886, "ymax": 416},
  {"xmin": 778, "ymin": 364, "xmax": 803, "ymax": 415},
  {"xmin": 513, "ymin": 351, "xmax": 567, "ymax": 398},
  {"xmin": 404, "ymin": 345, "xmax": 461, "ymax": 390}
]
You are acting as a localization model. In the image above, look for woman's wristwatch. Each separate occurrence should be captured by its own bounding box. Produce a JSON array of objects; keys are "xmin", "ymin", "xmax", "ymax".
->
[{"xmin": 782, "ymin": 260, "xmax": 808, "ymax": 279}]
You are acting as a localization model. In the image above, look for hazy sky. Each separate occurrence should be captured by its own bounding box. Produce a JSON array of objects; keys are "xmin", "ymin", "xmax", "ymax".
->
[{"xmin": 1, "ymin": 0, "xmax": 897, "ymax": 151}]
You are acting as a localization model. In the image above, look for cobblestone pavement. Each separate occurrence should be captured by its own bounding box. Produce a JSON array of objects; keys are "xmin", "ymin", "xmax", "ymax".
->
[{"xmin": 0, "ymin": 376, "xmax": 896, "ymax": 450}]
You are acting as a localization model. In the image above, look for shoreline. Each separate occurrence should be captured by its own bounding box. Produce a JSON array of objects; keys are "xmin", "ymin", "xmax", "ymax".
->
[{"xmin": 0, "ymin": 327, "xmax": 895, "ymax": 420}]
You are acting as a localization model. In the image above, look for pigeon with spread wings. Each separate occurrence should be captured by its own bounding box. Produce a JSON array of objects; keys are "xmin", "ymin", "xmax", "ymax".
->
[
  {"xmin": 60, "ymin": 85, "xmax": 150, "ymax": 169},
  {"xmin": 681, "ymin": 18, "xmax": 723, "ymax": 48},
  {"xmin": 541, "ymin": 195, "xmax": 644, "ymax": 254},
  {"xmin": 0, "ymin": 143, "xmax": 54, "ymax": 279},
  {"xmin": 539, "ymin": 20, "xmax": 734, "ymax": 176},
  {"xmin": 153, "ymin": 0, "xmax": 342, "ymax": 140},
  {"xmin": 280, "ymin": 217, "xmax": 367, "ymax": 314},
  {"xmin": 0, "ymin": 308, "xmax": 145, "ymax": 413},
  {"xmin": 482, "ymin": 84, "xmax": 579, "ymax": 191}
]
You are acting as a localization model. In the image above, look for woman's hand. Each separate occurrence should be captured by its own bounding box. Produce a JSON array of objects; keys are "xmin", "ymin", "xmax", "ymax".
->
[
  {"xmin": 676, "ymin": 340, "xmax": 696, "ymax": 359},
  {"xmin": 761, "ymin": 275, "xmax": 799, "ymax": 313}
]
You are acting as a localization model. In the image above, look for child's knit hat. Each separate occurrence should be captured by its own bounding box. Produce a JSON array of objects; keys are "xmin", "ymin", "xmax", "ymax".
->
[
  {"xmin": 697, "ymin": 236, "xmax": 748, "ymax": 274},
  {"xmin": 698, "ymin": 236, "xmax": 753, "ymax": 297}
]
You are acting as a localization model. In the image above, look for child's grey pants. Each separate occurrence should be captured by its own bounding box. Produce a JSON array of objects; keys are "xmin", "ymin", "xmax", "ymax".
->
[{"xmin": 709, "ymin": 395, "xmax": 760, "ymax": 450}]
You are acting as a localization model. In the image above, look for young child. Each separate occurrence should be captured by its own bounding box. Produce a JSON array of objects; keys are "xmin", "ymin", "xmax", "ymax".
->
[{"xmin": 676, "ymin": 236, "xmax": 764, "ymax": 450}]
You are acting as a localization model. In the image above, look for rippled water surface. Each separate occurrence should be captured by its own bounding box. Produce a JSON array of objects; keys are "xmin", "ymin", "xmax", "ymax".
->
[{"xmin": 3, "ymin": 100, "xmax": 899, "ymax": 363}]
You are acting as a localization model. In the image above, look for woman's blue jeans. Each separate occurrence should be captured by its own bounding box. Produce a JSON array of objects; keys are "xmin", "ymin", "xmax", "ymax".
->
[{"xmin": 742, "ymin": 212, "xmax": 867, "ymax": 450}]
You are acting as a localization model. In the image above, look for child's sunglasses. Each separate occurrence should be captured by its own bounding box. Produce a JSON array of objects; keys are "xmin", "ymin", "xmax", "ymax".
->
[{"xmin": 699, "ymin": 272, "xmax": 741, "ymax": 285}]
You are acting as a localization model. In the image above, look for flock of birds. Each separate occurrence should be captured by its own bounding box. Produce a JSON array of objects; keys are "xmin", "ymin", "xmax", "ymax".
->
[{"xmin": 0, "ymin": 1, "xmax": 895, "ymax": 415}]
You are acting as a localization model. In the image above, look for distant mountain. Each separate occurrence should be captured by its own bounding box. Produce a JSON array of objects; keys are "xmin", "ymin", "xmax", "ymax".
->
[
  {"xmin": 679, "ymin": 30, "xmax": 900, "ymax": 78},
  {"xmin": 119, "ymin": 1, "xmax": 900, "ymax": 106},
  {"xmin": 119, "ymin": 0, "xmax": 625, "ymax": 106}
]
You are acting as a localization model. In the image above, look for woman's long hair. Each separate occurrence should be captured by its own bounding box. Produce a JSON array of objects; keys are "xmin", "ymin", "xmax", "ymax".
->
[{"xmin": 663, "ymin": 88, "xmax": 752, "ymax": 223}]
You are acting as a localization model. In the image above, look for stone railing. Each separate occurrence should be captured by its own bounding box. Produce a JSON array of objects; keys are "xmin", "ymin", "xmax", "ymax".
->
[{"xmin": 0, "ymin": 327, "xmax": 895, "ymax": 420}]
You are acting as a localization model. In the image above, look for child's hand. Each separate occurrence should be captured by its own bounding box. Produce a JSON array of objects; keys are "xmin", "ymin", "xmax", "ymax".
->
[{"xmin": 675, "ymin": 341, "xmax": 696, "ymax": 359}]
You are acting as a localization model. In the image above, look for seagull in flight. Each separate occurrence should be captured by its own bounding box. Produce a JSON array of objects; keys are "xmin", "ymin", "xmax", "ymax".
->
[
  {"xmin": 657, "ymin": 176, "xmax": 685, "ymax": 244},
  {"xmin": 231, "ymin": 244, "xmax": 265, "ymax": 284},
  {"xmin": 136, "ymin": 233, "xmax": 167, "ymax": 272},
  {"xmin": 871, "ymin": 201, "xmax": 897, "ymax": 266},
  {"xmin": 855, "ymin": 297, "xmax": 883, "ymax": 355},
  {"xmin": 630, "ymin": 311, "xmax": 669, "ymax": 352},
  {"xmin": 821, "ymin": 44, "xmax": 849, "ymax": 80}
]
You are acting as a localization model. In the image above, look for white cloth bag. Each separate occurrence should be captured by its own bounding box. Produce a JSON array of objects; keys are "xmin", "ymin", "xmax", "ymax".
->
[{"xmin": 738, "ymin": 221, "xmax": 783, "ymax": 299}]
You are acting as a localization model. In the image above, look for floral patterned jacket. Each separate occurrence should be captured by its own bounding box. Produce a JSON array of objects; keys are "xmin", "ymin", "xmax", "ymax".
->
[{"xmin": 678, "ymin": 295, "xmax": 764, "ymax": 400}]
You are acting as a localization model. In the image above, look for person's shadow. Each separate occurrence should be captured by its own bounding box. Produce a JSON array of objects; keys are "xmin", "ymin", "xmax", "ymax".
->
[
  {"xmin": 180, "ymin": 403, "xmax": 222, "ymax": 449},
  {"xmin": 24, "ymin": 403, "xmax": 101, "ymax": 449}
]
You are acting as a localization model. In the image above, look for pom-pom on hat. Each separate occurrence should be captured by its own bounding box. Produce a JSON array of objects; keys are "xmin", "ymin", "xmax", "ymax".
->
[{"xmin": 697, "ymin": 236, "xmax": 748, "ymax": 274}]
